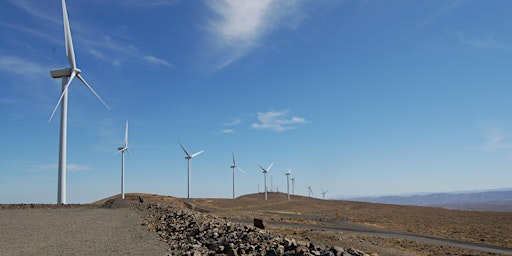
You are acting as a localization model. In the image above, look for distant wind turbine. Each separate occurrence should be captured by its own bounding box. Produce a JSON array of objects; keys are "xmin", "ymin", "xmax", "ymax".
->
[
  {"xmin": 291, "ymin": 177, "xmax": 295, "ymax": 195},
  {"xmin": 179, "ymin": 143, "xmax": 204, "ymax": 199},
  {"xmin": 285, "ymin": 169, "xmax": 291, "ymax": 200},
  {"xmin": 258, "ymin": 162, "xmax": 274, "ymax": 200},
  {"xmin": 229, "ymin": 150, "xmax": 245, "ymax": 199},
  {"xmin": 320, "ymin": 188, "xmax": 328, "ymax": 200},
  {"xmin": 307, "ymin": 185, "xmax": 313, "ymax": 197},
  {"xmin": 49, "ymin": 0, "xmax": 109, "ymax": 204},
  {"xmin": 116, "ymin": 121, "xmax": 131, "ymax": 199}
]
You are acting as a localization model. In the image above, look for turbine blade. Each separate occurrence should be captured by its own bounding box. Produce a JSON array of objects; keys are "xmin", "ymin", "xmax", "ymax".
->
[
  {"xmin": 191, "ymin": 150, "xmax": 204, "ymax": 158},
  {"xmin": 179, "ymin": 142, "xmax": 191, "ymax": 157},
  {"xmin": 267, "ymin": 162, "xmax": 274, "ymax": 172},
  {"xmin": 124, "ymin": 121, "xmax": 129, "ymax": 147},
  {"xmin": 232, "ymin": 150, "xmax": 236, "ymax": 166},
  {"xmin": 62, "ymin": 0, "xmax": 76, "ymax": 68},
  {"xmin": 76, "ymin": 74, "xmax": 110, "ymax": 110},
  {"xmin": 258, "ymin": 164, "xmax": 266, "ymax": 172},
  {"xmin": 126, "ymin": 149, "xmax": 133, "ymax": 159},
  {"xmin": 49, "ymin": 71, "xmax": 76, "ymax": 123},
  {"xmin": 236, "ymin": 167, "xmax": 247, "ymax": 174}
]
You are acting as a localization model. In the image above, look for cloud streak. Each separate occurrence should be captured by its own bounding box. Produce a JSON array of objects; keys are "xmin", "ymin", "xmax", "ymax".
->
[
  {"xmin": 0, "ymin": 55, "xmax": 47, "ymax": 77},
  {"xmin": 204, "ymin": 0, "xmax": 303, "ymax": 70},
  {"xmin": 252, "ymin": 110, "xmax": 308, "ymax": 132}
]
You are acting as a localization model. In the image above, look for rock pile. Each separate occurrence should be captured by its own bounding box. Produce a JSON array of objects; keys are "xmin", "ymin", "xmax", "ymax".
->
[{"xmin": 139, "ymin": 203, "xmax": 370, "ymax": 256}]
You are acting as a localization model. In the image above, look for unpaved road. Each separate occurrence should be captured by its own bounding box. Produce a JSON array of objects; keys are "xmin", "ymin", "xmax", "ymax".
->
[{"xmin": 0, "ymin": 207, "xmax": 169, "ymax": 255}]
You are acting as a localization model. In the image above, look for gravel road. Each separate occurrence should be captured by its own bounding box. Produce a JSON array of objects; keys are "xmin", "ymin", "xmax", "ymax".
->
[{"xmin": 0, "ymin": 207, "xmax": 169, "ymax": 255}]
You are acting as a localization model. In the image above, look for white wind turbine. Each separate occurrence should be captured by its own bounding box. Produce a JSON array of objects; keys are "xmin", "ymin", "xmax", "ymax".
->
[
  {"xmin": 285, "ymin": 169, "xmax": 291, "ymax": 200},
  {"xmin": 291, "ymin": 177, "xmax": 295, "ymax": 195},
  {"xmin": 320, "ymin": 188, "xmax": 328, "ymax": 200},
  {"xmin": 49, "ymin": 0, "xmax": 109, "ymax": 204},
  {"xmin": 116, "ymin": 121, "xmax": 131, "ymax": 199},
  {"xmin": 258, "ymin": 162, "xmax": 274, "ymax": 200},
  {"xmin": 179, "ymin": 143, "xmax": 204, "ymax": 199},
  {"xmin": 307, "ymin": 185, "xmax": 313, "ymax": 197},
  {"xmin": 230, "ymin": 150, "xmax": 245, "ymax": 199}
]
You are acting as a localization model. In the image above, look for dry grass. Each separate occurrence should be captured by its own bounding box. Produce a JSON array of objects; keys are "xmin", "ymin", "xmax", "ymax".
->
[{"xmin": 115, "ymin": 192, "xmax": 512, "ymax": 256}]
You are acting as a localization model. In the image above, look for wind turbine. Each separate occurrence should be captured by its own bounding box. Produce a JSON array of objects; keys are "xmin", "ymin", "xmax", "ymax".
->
[
  {"xmin": 116, "ymin": 121, "xmax": 130, "ymax": 199},
  {"xmin": 49, "ymin": 0, "xmax": 109, "ymax": 204},
  {"xmin": 320, "ymin": 188, "xmax": 328, "ymax": 200},
  {"xmin": 285, "ymin": 169, "xmax": 291, "ymax": 200},
  {"xmin": 230, "ymin": 150, "xmax": 245, "ymax": 199},
  {"xmin": 258, "ymin": 162, "xmax": 273, "ymax": 200},
  {"xmin": 291, "ymin": 177, "xmax": 295, "ymax": 195},
  {"xmin": 179, "ymin": 143, "xmax": 204, "ymax": 199},
  {"xmin": 307, "ymin": 185, "xmax": 313, "ymax": 197}
]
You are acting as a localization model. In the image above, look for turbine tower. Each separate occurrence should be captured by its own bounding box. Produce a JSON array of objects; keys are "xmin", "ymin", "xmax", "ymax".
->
[
  {"xmin": 179, "ymin": 143, "xmax": 204, "ymax": 199},
  {"xmin": 116, "ymin": 121, "xmax": 130, "ymax": 199},
  {"xmin": 291, "ymin": 177, "xmax": 295, "ymax": 195},
  {"xmin": 307, "ymin": 185, "xmax": 313, "ymax": 197},
  {"xmin": 229, "ymin": 150, "xmax": 245, "ymax": 199},
  {"xmin": 285, "ymin": 169, "xmax": 291, "ymax": 200},
  {"xmin": 320, "ymin": 188, "xmax": 328, "ymax": 200},
  {"xmin": 258, "ymin": 162, "xmax": 273, "ymax": 200},
  {"xmin": 49, "ymin": 0, "xmax": 109, "ymax": 204}
]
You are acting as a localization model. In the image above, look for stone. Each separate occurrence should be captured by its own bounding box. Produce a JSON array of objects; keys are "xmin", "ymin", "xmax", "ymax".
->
[{"xmin": 254, "ymin": 218, "xmax": 265, "ymax": 229}]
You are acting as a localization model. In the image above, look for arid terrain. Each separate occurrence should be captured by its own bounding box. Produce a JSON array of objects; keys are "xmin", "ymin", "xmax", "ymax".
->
[
  {"xmin": 2, "ymin": 192, "xmax": 511, "ymax": 256},
  {"xmin": 180, "ymin": 192, "xmax": 512, "ymax": 256}
]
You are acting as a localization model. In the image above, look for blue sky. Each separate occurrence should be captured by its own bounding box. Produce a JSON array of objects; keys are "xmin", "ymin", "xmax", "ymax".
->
[{"xmin": 1, "ymin": 0, "xmax": 511, "ymax": 203}]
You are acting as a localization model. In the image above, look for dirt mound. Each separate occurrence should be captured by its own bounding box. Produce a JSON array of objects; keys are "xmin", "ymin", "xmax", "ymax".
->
[{"xmin": 102, "ymin": 198, "xmax": 132, "ymax": 209}]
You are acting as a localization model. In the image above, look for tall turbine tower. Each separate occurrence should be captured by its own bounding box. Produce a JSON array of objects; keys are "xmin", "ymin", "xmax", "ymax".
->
[
  {"xmin": 116, "ymin": 121, "xmax": 130, "ymax": 199},
  {"xmin": 291, "ymin": 177, "xmax": 295, "ymax": 195},
  {"xmin": 285, "ymin": 169, "xmax": 291, "ymax": 200},
  {"xmin": 49, "ymin": 0, "xmax": 109, "ymax": 204},
  {"xmin": 179, "ymin": 143, "xmax": 204, "ymax": 199},
  {"xmin": 258, "ymin": 163, "xmax": 273, "ymax": 200},
  {"xmin": 320, "ymin": 188, "xmax": 328, "ymax": 200},
  {"xmin": 229, "ymin": 150, "xmax": 245, "ymax": 199},
  {"xmin": 307, "ymin": 185, "xmax": 313, "ymax": 197}
]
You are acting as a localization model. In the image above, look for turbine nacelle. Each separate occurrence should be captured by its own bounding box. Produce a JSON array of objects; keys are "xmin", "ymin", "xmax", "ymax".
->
[{"xmin": 50, "ymin": 68, "xmax": 73, "ymax": 78}]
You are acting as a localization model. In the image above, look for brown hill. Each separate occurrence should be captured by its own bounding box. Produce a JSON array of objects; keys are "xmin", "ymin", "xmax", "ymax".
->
[{"xmin": 95, "ymin": 192, "xmax": 512, "ymax": 255}]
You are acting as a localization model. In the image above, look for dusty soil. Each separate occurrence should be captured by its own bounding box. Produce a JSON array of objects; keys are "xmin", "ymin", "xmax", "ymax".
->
[
  {"xmin": 182, "ymin": 192, "xmax": 512, "ymax": 256},
  {"xmin": 2, "ymin": 193, "xmax": 511, "ymax": 256},
  {"xmin": 0, "ymin": 199, "xmax": 169, "ymax": 256}
]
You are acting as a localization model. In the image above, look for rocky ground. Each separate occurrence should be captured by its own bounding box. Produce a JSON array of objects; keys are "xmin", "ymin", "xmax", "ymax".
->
[{"xmin": 137, "ymin": 201, "xmax": 372, "ymax": 256}]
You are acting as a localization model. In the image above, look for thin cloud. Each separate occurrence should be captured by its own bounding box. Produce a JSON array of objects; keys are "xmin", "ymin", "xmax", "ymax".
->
[
  {"xmin": 204, "ymin": 0, "xmax": 304, "ymax": 70},
  {"xmin": 224, "ymin": 119, "xmax": 242, "ymax": 126},
  {"xmin": 41, "ymin": 164, "xmax": 91, "ymax": 172},
  {"xmin": 221, "ymin": 129, "xmax": 235, "ymax": 134},
  {"xmin": 6, "ymin": 0, "xmax": 60, "ymax": 24},
  {"xmin": 252, "ymin": 110, "xmax": 308, "ymax": 132},
  {"xmin": 449, "ymin": 31, "xmax": 510, "ymax": 50},
  {"xmin": 144, "ymin": 55, "xmax": 173, "ymax": 67},
  {"xmin": 0, "ymin": 55, "xmax": 47, "ymax": 77}
]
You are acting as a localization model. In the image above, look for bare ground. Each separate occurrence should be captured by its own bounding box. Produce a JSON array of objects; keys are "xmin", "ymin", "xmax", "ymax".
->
[{"xmin": 0, "ymin": 204, "xmax": 169, "ymax": 256}]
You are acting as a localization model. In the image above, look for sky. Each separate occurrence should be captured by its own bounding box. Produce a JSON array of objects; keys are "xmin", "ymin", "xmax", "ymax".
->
[{"xmin": 0, "ymin": 0, "xmax": 511, "ymax": 203}]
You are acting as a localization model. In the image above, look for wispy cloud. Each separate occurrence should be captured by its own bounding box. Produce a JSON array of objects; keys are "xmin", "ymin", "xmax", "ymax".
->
[
  {"xmin": 99, "ymin": 0, "xmax": 180, "ymax": 8},
  {"xmin": 41, "ymin": 164, "xmax": 91, "ymax": 172},
  {"xmin": 220, "ymin": 118, "xmax": 242, "ymax": 134},
  {"xmin": 6, "ymin": 0, "xmax": 60, "ymax": 24},
  {"xmin": 0, "ymin": 55, "xmax": 47, "ymax": 77},
  {"xmin": 144, "ymin": 55, "xmax": 173, "ymax": 67},
  {"xmin": 252, "ymin": 110, "xmax": 308, "ymax": 132},
  {"xmin": 204, "ymin": 0, "xmax": 304, "ymax": 70},
  {"xmin": 224, "ymin": 118, "xmax": 241, "ymax": 126},
  {"xmin": 221, "ymin": 129, "xmax": 235, "ymax": 134},
  {"xmin": 479, "ymin": 133, "xmax": 512, "ymax": 152},
  {"xmin": 449, "ymin": 31, "xmax": 510, "ymax": 50}
]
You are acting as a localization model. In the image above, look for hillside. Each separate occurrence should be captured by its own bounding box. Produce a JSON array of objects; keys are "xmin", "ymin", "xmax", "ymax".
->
[{"xmin": 350, "ymin": 189, "xmax": 512, "ymax": 212}]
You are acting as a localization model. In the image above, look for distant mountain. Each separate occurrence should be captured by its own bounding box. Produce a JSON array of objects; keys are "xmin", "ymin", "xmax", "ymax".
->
[{"xmin": 350, "ymin": 189, "xmax": 512, "ymax": 212}]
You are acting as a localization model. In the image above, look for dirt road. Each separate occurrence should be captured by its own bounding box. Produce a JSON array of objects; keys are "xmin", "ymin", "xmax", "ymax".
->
[{"xmin": 0, "ymin": 207, "xmax": 169, "ymax": 255}]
